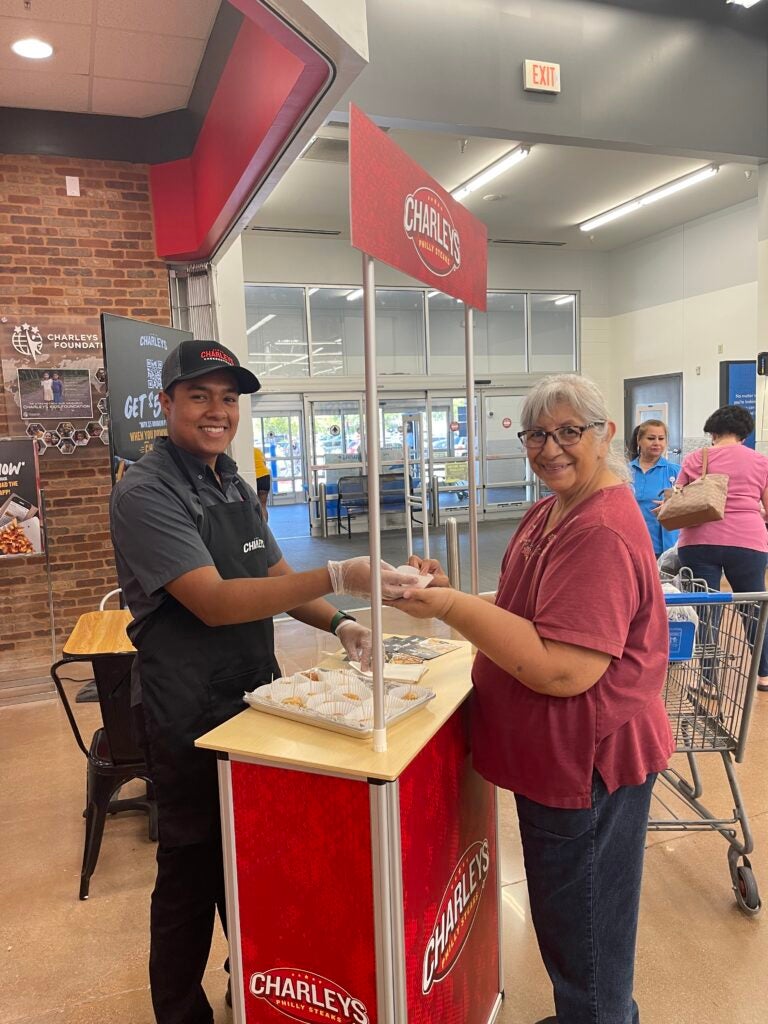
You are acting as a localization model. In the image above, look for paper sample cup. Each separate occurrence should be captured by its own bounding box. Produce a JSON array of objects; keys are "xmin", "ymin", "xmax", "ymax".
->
[{"xmin": 396, "ymin": 565, "xmax": 433, "ymax": 589}]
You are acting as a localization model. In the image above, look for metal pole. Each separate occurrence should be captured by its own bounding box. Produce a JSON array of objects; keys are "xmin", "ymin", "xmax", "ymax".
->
[
  {"xmin": 418, "ymin": 412, "xmax": 430, "ymax": 559},
  {"xmin": 318, "ymin": 482, "xmax": 328, "ymax": 538},
  {"xmin": 402, "ymin": 414, "xmax": 413, "ymax": 560},
  {"xmin": 464, "ymin": 303, "xmax": 479, "ymax": 595},
  {"xmin": 41, "ymin": 489, "xmax": 56, "ymax": 662},
  {"xmin": 363, "ymin": 253, "xmax": 387, "ymax": 752},
  {"xmin": 445, "ymin": 517, "xmax": 461, "ymax": 590},
  {"xmin": 430, "ymin": 474, "xmax": 440, "ymax": 528}
]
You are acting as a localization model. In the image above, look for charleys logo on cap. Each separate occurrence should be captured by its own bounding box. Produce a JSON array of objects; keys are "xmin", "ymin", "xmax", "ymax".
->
[
  {"xmin": 422, "ymin": 838, "xmax": 490, "ymax": 994},
  {"xmin": 403, "ymin": 186, "xmax": 461, "ymax": 277},
  {"xmin": 199, "ymin": 347, "xmax": 235, "ymax": 366},
  {"xmin": 249, "ymin": 967, "xmax": 369, "ymax": 1024}
]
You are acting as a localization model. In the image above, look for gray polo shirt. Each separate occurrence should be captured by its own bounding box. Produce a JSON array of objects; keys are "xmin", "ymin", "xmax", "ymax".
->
[{"xmin": 110, "ymin": 437, "xmax": 282, "ymax": 641}]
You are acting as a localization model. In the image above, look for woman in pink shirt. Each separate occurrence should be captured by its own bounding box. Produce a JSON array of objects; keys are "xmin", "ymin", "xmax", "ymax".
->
[
  {"xmin": 394, "ymin": 375, "xmax": 672, "ymax": 1024},
  {"xmin": 677, "ymin": 404, "xmax": 768, "ymax": 690}
]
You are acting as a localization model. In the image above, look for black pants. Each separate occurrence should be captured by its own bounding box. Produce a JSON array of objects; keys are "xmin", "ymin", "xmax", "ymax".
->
[
  {"xmin": 150, "ymin": 835, "xmax": 228, "ymax": 1024},
  {"xmin": 132, "ymin": 705, "xmax": 228, "ymax": 1024}
]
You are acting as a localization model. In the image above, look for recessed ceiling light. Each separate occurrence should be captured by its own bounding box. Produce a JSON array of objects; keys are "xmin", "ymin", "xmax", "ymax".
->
[
  {"xmin": 482, "ymin": 194, "xmax": 505, "ymax": 202},
  {"xmin": 11, "ymin": 38, "xmax": 53, "ymax": 60}
]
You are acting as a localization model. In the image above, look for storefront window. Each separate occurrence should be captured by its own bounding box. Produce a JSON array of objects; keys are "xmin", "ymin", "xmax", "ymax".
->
[
  {"xmin": 529, "ymin": 292, "xmax": 577, "ymax": 372},
  {"xmin": 309, "ymin": 288, "xmax": 426, "ymax": 377},
  {"xmin": 245, "ymin": 285, "xmax": 309, "ymax": 378}
]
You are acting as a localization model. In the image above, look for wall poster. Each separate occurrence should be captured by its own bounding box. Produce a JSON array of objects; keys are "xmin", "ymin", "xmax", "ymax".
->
[
  {"xmin": 719, "ymin": 360, "xmax": 756, "ymax": 449},
  {"xmin": 100, "ymin": 314, "xmax": 192, "ymax": 480},
  {"xmin": 0, "ymin": 319, "xmax": 108, "ymax": 456},
  {"xmin": 0, "ymin": 437, "xmax": 44, "ymax": 557}
]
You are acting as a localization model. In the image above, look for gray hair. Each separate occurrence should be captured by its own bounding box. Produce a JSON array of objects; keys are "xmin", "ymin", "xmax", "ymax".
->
[{"xmin": 521, "ymin": 374, "xmax": 630, "ymax": 482}]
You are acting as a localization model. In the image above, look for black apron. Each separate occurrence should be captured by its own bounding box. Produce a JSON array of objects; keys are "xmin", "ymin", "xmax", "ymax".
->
[{"xmin": 135, "ymin": 446, "xmax": 281, "ymax": 846}]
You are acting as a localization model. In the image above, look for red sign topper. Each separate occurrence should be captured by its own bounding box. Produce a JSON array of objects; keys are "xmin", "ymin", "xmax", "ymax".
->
[{"xmin": 349, "ymin": 104, "xmax": 488, "ymax": 310}]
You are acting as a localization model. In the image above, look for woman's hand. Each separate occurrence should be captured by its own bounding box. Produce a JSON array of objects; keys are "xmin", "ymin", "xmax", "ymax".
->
[
  {"xmin": 390, "ymin": 586, "xmax": 456, "ymax": 620},
  {"xmin": 407, "ymin": 555, "xmax": 451, "ymax": 588}
]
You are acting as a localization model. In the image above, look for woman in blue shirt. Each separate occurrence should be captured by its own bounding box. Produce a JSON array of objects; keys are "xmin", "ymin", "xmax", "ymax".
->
[{"xmin": 628, "ymin": 420, "xmax": 681, "ymax": 556}]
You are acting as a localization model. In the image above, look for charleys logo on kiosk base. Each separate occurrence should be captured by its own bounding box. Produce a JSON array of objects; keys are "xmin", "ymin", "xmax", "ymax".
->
[
  {"xmin": 403, "ymin": 187, "xmax": 461, "ymax": 277},
  {"xmin": 422, "ymin": 838, "xmax": 490, "ymax": 994},
  {"xmin": 249, "ymin": 967, "xmax": 369, "ymax": 1024}
]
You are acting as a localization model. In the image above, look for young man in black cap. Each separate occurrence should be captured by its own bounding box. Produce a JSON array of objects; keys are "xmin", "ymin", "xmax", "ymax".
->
[{"xmin": 110, "ymin": 340, "xmax": 411, "ymax": 1024}]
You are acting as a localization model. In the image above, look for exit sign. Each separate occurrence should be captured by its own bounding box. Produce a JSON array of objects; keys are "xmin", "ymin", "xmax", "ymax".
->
[{"xmin": 523, "ymin": 59, "xmax": 561, "ymax": 93}]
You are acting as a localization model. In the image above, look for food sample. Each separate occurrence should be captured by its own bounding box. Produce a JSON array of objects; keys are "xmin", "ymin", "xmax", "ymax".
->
[
  {"xmin": 341, "ymin": 691, "xmax": 362, "ymax": 701},
  {"xmin": 401, "ymin": 691, "xmax": 419, "ymax": 701},
  {"xmin": 0, "ymin": 519, "xmax": 34, "ymax": 555},
  {"xmin": 281, "ymin": 695, "xmax": 305, "ymax": 707},
  {"xmin": 395, "ymin": 565, "xmax": 433, "ymax": 589},
  {"xmin": 391, "ymin": 653, "xmax": 423, "ymax": 665},
  {"xmin": 301, "ymin": 670, "xmax": 320, "ymax": 681}
]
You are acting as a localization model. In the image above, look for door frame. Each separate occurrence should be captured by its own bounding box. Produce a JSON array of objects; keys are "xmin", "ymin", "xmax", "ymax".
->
[{"xmin": 623, "ymin": 373, "xmax": 683, "ymax": 458}]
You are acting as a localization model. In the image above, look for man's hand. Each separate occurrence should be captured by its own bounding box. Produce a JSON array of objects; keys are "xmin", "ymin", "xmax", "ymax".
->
[
  {"xmin": 407, "ymin": 554, "xmax": 451, "ymax": 588},
  {"xmin": 336, "ymin": 621, "xmax": 373, "ymax": 672},
  {"xmin": 327, "ymin": 557, "xmax": 416, "ymax": 599},
  {"xmin": 390, "ymin": 586, "xmax": 457, "ymax": 620}
]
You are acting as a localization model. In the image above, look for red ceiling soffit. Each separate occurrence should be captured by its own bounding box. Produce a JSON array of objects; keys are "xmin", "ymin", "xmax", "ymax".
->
[{"xmin": 150, "ymin": 1, "xmax": 332, "ymax": 262}]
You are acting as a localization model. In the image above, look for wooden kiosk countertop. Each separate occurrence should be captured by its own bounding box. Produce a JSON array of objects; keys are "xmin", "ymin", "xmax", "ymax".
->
[{"xmin": 196, "ymin": 641, "xmax": 474, "ymax": 782}]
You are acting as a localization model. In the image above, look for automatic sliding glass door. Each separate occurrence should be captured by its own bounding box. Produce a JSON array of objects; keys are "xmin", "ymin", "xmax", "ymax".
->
[{"xmin": 480, "ymin": 392, "xmax": 533, "ymax": 512}]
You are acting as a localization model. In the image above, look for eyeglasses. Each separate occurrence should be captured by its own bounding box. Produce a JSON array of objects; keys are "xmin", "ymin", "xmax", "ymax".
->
[{"xmin": 517, "ymin": 422, "xmax": 605, "ymax": 451}]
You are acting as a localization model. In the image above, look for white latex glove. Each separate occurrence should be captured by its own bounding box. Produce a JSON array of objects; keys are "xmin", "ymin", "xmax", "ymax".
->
[
  {"xmin": 327, "ymin": 556, "xmax": 416, "ymax": 599},
  {"xmin": 336, "ymin": 620, "xmax": 373, "ymax": 672}
]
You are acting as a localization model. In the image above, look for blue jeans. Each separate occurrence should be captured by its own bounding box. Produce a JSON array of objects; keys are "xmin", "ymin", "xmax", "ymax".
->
[
  {"xmin": 678, "ymin": 545, "xmax": 768, "ymax": 676},
  {"xmin": 515, "ymin": 771, "xmax": 656, "ymax": 1024}
]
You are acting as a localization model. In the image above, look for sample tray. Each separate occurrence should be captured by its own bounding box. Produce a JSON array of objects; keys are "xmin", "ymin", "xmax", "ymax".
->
[{"xmin": 243, "ymin": 671, "xmax": 435, "ymax": 738}]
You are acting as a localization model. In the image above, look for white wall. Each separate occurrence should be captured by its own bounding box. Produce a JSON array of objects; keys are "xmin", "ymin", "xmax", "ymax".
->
[{"xmin": 600, "ymin": 200, "xmax": 758, "ymax": 442}]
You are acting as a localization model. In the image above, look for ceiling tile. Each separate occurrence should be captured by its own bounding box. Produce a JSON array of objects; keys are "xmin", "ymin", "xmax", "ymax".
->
[
  {"xmin": 0, "ymin": 19, "xmax": 91, "ymax": 74},
  {"xmin": 0, "ymin": 66, "xmax": 89, "ymax": 110},
  {"xmin": 91, "ymin": 77, "xmax": 190, "ymax": 117},
  {"xmin": 96, "ymin": 0, "xmax": 219, "ymax": 39},
  {"xmin": 0, "ymin": 0, "xmax": 92, "ymax": 24},
  {"xmin": 93, "ymin": 26, "xmax": 205, "ymax": 85}
]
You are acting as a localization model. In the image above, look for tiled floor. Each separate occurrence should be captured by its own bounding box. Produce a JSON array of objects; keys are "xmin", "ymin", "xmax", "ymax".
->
[{"xmin": 2, "ymin": 609, "xmax": 768, "ymax": 1024}]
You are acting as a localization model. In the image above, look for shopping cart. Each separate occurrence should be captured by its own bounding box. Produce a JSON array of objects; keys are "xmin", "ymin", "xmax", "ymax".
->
[{"xmin": 650, "ymin": 580, "xmax": 768, "ymax": 916}]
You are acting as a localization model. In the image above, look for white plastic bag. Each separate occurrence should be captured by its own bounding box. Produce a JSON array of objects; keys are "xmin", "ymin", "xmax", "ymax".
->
[{"xmin": 662, "ymin": 582, "xmax": 699, "ymax": 626}]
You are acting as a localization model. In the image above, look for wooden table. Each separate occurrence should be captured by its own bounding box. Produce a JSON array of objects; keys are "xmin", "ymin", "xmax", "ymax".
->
[{"xmin": 63, "ymin": 610, "xmax": 134, "ymax": 658}]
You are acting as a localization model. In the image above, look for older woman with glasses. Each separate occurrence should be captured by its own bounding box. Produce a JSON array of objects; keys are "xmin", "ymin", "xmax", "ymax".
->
[{"xmin": 393, "ymin": 374, "xmax": 672, "ymax": 1024}]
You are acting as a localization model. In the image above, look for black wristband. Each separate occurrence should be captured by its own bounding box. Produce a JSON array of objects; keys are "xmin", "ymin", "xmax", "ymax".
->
[{"xmin": 330, "ymin": 611, "xmax": 356, "ymax": 634}]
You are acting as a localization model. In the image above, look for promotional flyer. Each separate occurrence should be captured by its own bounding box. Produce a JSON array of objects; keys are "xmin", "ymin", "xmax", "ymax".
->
[
  {"xmin": 0, "ymin": 437, "xmax": 44, "ymax": 557},
  {"xmin": 100, "ymin": 314, "xmax": 192, "ymax": 479}
]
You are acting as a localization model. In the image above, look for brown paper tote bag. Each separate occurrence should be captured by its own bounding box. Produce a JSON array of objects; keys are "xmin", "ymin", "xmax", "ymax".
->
[{"xmin": 656, "ymin": 447, "xmax": 729, "ymax": 531}]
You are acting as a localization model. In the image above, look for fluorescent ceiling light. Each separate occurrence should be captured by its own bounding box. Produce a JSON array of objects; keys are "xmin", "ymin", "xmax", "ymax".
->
[
  {"xmin": 554, "ymin": 295, "xmax": 575, "ymax": 305},
  {"xmin": 11, "ymin": 38, "xmax": 53, "ymax": 59},
  {"xmin": 346, "ymin": 288, "xmax": 364, "ymax": 301},
  {"xmin": 579, "ymin": 164, "xmax": 719, "ymax": 231},
  {"xmin": 246, "ymin": 313, "xmax": 276, "ymax": 334},
  {"xmin": 427, "ymin": 290, "xmax": 439, "ymax": 298},
  {"xmin": 452, "ymin": 146, "xmax": 530, "ymax": 202},
  {"xmin": 727, "ymin": 1, "xmax": 763, "ymax": 9}
]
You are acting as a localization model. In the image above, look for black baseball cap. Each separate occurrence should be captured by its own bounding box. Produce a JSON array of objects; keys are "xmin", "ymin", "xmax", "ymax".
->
[{"xmin": 161, "ymin": 340, "xmax": 261, "ymax": 394}]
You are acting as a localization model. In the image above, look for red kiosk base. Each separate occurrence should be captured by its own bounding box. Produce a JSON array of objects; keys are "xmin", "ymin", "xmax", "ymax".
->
[{"xmin": 198, "ymin": 642, "xmax": 503, "ymax": 1024}]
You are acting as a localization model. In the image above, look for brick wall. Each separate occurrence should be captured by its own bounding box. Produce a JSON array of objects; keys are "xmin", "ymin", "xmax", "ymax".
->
[{"xmin": 0, "ymin": 154, "xmax": 170, "ymax": 675}]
